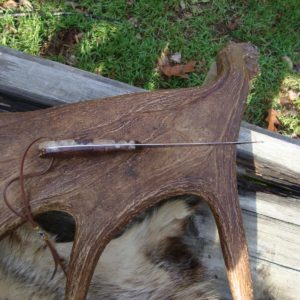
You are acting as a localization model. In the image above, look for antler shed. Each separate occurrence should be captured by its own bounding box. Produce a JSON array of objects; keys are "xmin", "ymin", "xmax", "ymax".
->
[{"xmin": 0, "ymin": 42, "xmax": 259, "ymax": 300}]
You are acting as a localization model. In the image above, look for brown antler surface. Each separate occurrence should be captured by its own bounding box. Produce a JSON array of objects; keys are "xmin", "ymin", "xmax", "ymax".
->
[{"xmin": 0, "ymin": 42, "xmax": 259, "ymax": 300}]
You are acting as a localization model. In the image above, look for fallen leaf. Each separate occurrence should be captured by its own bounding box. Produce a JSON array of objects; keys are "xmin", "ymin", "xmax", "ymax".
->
[
  {"xmin": 136, "ymin": 33, "xmax": 142, "ymax": 40},
  {"xmin": 4, "ymin": 24, "xmax": 17, "ymax": 34},
  {"xmin": 227, "ymin": 16, "xmax": 241, "ymax": 31},
  {"xmin": 282, "ymin": 56, "xmax": 293, "ymax": 71},
  {"xmin": 157, "ymin": 45, "xmax": 170, "ymax": 69},
  {"xmin": 19, "ymin": 0, "xmax": 33, "ymax": 10},
  {"xmin": 66, "ymin": 1, "xmax": 80, "ymax": 9},
  {"xmin": 2, "ymin": 0, "xmax": 18, "ymax": 9},
  {"xmin": 265, "ymin": 109, "xmax": 281, "ymax": 132},
  {"xmin": 161, "ymin": 60, "xmax": 196, "ymax": 78},
  {"xmin": 94, "ymin": 67, "xmax": 101, "ymax": 75},
  {"xmin": 74, "ymin": 32, "xmax": 83, "ymax": 44},
  {"xmin": 157, "ymin": 46, "xmax": 196, "ymax": 78},
  {"xmin": 65, "ymin": 54, "xmax": 77, "ymax": 66},
  {"xmin": 279, "ymin": 96, "xmax": 292, "ymax": 106},
  {"xmin": 170, "ymin": 52, "xmax": 181, "ymax": 64},
  {"xmin": 180, "ymin": 0, "xmax": 186, "ymax": 10},
  {"xmin": 283, "ymin": 107, "xmax": 299, "ymax": 117},
  {"xmin": 128, "ymin": 17, "xmax": 139, "ymax": 28},
  {"xmin": 183, "ymin": 11, "xmax": 193, "ymax": 18},
  {"xmin": 288, "ymin": 90, "xmax": 299, "ymax": 101}
]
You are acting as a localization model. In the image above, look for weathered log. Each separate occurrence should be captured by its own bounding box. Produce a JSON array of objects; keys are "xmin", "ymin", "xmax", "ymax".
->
[
  {"xmin": 0, "ymin": 46, "xmax": 143, "ymax": 108},
  {"xmin": 238, "ymin": 122, "xmax": 300, "ymax": 194}
]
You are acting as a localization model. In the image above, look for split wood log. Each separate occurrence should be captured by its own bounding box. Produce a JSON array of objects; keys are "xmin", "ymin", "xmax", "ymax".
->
[
  {"xmin": 0, "ymin": 45, "xmax": 143, "ymax": 108},
  {"xmin": 237, "ymin": 122, "xmax": 300, "ymax": 193},
  {"xmin": 0, "ymin": 42, "xmax": 259, "ymax": 300}
]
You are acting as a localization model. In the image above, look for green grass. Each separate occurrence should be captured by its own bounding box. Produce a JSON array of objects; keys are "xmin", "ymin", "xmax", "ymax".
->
[{"xmin": 0, "ymin": 0, "xmax": 299, "ymax": 136}]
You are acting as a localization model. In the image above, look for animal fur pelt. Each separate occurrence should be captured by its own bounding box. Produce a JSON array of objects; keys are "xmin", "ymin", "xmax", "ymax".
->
[{"xmin": 0, "ymin": 198, "xmax": 219, "ymax": 299}]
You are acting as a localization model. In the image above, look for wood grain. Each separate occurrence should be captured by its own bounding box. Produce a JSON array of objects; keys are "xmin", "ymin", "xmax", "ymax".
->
[
  {"xmin": 0, "ymin": 43, "xmax": 259, "ymax": 300},
  {"xmin": 195, "ymin": 190, "xmax": 300, "ymax": 300},
  {"xmin": 238, "ymin": 122, "xmax": 300, "ymax": 191},
  {"xmin": 0, "ymin": 45, "xmax": 143, "ymax": 107}
]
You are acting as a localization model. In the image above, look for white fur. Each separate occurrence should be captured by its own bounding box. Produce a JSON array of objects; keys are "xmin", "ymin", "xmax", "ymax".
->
[{"xmin": 0, "ymin": 200, "xmax": 218, "ymax": 299}]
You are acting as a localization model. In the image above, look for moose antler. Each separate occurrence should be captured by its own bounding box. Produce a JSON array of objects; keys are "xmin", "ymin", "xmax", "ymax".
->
[{"xmin": 0, "ymin": 42, "xmax": 259, "ymax": 300}]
